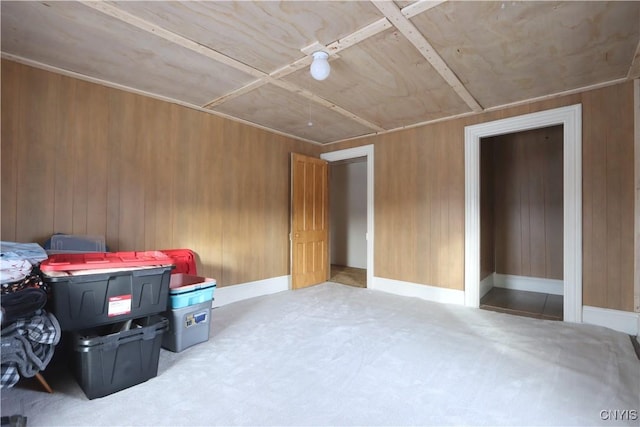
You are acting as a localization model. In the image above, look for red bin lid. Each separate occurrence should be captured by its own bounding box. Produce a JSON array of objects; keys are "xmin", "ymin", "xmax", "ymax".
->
[
  {"xmin": 159, "ymin": 249, "xmax": 197, "ymax": 275},
  {"xmin": 40, "ymin": 251, "xmax": 174, "ymax": 272}
]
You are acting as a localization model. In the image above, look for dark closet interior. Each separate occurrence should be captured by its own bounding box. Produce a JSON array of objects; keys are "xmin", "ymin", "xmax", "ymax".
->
[{"xmin": 480, "ymin": 125, "xmax": 564, "ymax": 320}]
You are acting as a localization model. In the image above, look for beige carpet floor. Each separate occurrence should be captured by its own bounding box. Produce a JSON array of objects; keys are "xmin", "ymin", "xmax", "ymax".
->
[{"xmin": 2, "ymin": 283, "xmax": 639, "ymax": 426}]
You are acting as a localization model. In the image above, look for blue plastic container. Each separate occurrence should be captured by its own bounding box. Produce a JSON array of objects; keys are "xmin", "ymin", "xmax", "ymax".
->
[{"xmin": 168, "ymin": 273, "xmax": 216, "ymax": 309}]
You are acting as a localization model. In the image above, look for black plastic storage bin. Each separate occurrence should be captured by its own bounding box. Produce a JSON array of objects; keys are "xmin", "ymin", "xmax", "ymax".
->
[
  {"xmin": 43, "ymin": 266, "xmax": 172, "ymax": 330},
  {"xmin": 72, "ymin": 315, "xmax": 168, "ymax": 399}
]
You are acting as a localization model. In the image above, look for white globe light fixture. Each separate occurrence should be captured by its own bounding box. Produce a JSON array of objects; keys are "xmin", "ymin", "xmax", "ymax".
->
[{"xmin": 310, "ymin": 51, "xmax": 330, "ymax": 81}]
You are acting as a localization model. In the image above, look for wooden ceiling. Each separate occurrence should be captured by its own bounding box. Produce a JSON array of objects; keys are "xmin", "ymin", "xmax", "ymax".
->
[{"xmin": 2, "ymin": 1, "xmax": 639, "ymax": 145}]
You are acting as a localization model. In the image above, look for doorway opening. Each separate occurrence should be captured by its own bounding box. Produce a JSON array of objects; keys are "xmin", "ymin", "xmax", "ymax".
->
[
  {"xmin": 329, "ymin": 157, "xmax": 367, "ymax": 288},
  {"xmin": 464, "ymin": 104, "xmax": 582, "ymax": 323},
  {"xmin": 321, "ymin": 145, "xmax": 374, "ymax": 289},
  {"xmin": 478, "ymin": 126, "xmax": 564, "ymax": 321}
]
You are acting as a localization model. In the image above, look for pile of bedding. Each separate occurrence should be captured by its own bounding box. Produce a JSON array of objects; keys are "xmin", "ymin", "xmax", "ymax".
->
[{"xmin": 0, "ymin": 242, "xmax": 60, "ymax": 389}]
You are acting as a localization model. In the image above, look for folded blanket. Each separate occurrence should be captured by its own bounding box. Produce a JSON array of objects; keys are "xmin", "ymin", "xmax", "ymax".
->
[
  {"xmin": 0, "ymin": 241, "xmax": 47, "ymax": 285},
  {"xmin": 0, "ymin": 241, "xmax": 48, "ymax": 264},
  {"xmin": 0, "ymin": 259, "xmax": 32, "ymax": 285},
  {"xmin": 1, "ymin": 310, "xmax": 60, "ymax": 389},
  {"xmin": 1, "ymin": 288, "xmax": 48, "ymax": 325},
  {"xmin": 1, "ymin": 267, "xmax": 48, "ymax": 296}
]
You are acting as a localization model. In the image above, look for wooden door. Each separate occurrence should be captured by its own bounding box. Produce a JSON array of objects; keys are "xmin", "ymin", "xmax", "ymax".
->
[{"xmin": 291, "ymin": 153, "xmax": 329, "ymax": 289}]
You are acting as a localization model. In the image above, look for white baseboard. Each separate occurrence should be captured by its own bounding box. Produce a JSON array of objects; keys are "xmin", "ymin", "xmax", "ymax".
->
[
  {"xmin": 212, "ymin": 275, "xmax": 289, "ymax": 308},
  {"xmin": 493, "ymin": 273, "xmax": 563, "ymax": 296},
  {"xmin": 371, "ymin": 276, "xmax": 465, "ymax": 306},
  {"xmin": 582, "ymin": 306, "xmax": 640, "ymax": 335},
  {"xmin": 480, "ymin": 274, "xmax": 494, "ymax": 299}
]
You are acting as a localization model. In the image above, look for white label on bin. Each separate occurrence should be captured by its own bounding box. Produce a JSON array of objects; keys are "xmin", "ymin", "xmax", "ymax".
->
[
  {"xmin": 185, "ymin": 311, "xmax": 208, "ymax": 328},
  {"xmin": 108, "ymin": 294, "xmax": 132, "ymax": 317}
]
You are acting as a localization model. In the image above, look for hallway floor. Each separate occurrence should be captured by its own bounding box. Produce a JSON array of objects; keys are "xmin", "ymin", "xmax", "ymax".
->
[
  {"xmin": 329, "ymin": 265, "xmax": 366, "ymax": 288},
  {"xmin": 480, "ymin": 287, "xmax": 563, "ymax": 321}
]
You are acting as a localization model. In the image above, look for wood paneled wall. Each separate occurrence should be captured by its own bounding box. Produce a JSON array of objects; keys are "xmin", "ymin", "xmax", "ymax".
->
[
  {"xmin": 482, "ymin": 126, "xmax": 563, "ymax": 281},
  {"xmin": 325, "ymin": 81, "xmax": 636, "ymax": 312},
  {"xmin": 1, "ymin": 59, "xmax": 320, "ymax": 287},
  {"xmin": 2, "ymin": 59, "xmax": 635, "ymax": 311},
  {"xmin": 373, "ymin": 124, "xmax": 465, "ymax": 290},
  {"xmin": 582, "ymin": 84, "xmax": 635, "ymax": 311}
]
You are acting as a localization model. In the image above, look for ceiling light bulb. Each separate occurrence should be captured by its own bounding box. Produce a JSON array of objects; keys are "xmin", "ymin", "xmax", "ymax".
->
[{"xmin": 310, "ymin": 51, "xmax": 330, "ymax": 81}]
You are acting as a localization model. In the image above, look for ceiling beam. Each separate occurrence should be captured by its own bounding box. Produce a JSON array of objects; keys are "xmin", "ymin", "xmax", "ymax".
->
[
  {"xmin": 325, "ymin": 17, "xmax": 393, "ymax": 56},
  {"xmin": 204, "ymin": 17, "xmax": 392, "ymax": 131},
  {"xmin": 206, "ymin": 18, "xmax": 393, "ymax": 106},
  {"xmin": 271, "ymin": 79, "xmax": 386, "ymax": 132},
  {"xmin": 82, "ymin": 0, "xmax": 466, "ymax": 135},
  {"xmin": 80, "ymin": 0, "xmax": 384, "ymax": 132},
  {"xmin": 372, "ymin": 0, "xmax": 483, "ymax": 112},
  {"xmin": 203, "ymin": 79, "xmax": 267, "ymax": 109},
  {"xmin": 401, "ymin": 0, "xmax": 447, "ymax": 19},
  {"xmin": 79, "ymin": 1, "xmax": 266, "ymax": 79}
]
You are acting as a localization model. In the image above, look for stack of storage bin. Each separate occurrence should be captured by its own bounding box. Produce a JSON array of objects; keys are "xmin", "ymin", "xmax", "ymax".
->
[
  {"xmin": 159, "ymin": 249, "xmax": 216, "ymax": 353},
  {"xmin": 40, "ymin": 251, "xmax": 174, "ymax": 399}
]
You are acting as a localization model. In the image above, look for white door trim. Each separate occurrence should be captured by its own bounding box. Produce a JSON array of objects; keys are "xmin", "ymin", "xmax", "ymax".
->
[
  {"xmin": 464, "ymin": 104, "xmax": 583, "ymax": 323},
  {"xmin": 322, "ymin": 145, "xmax": 374, "ymax": 288}
]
